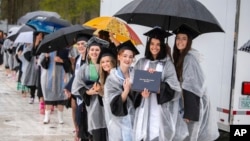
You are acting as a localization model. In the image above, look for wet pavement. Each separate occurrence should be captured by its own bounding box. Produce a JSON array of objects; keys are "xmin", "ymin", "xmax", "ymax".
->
[{"xmin": 0, "ymin": 66, "xmax": 75, "ymax": 141}]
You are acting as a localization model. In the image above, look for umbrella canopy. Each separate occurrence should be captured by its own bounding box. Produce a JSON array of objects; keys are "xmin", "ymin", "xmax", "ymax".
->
[
  {"xmin": 7, "ymin": 24, "xmax": 35, "ymax": 41},
  {"xmin": 17, "ymin": 10, "xmax": 61, "ymax": 25},
  {"xmin": 36, "ymin": 24, "xmax": 95, "ymax": 54},
  {"xmin": 14, "ymin": 31, "xmax": 34, "ymax": 44},
  {"xmin": 114, "ymin": 0, "xmax": 224, "ymax": 33},
  {"xmin": 84, "ymin": 16, "xmax": 142, "ymax": 45},
  {"xmin": 26, "ymin": 16, "xmax": 71, "ymax": 33}
]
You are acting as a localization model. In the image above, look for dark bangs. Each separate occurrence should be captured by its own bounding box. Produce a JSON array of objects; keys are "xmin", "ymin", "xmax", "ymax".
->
[{"xmin": 144, "ymin": 37, "xmax": 167, "ymax": 60}]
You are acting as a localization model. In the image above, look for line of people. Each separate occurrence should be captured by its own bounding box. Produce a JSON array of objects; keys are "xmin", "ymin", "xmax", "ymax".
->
[
  {"xmin": 0, "ymin": 23, "xmax": 220, "ymax": 141},
  {"xmin": 65, "ymin": 25, "xmax": 219, "ymax": 141}
]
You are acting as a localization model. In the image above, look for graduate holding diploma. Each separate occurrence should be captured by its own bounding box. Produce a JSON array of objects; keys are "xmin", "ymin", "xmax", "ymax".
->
[{"xmin": 132, "ymin": 27, "xmax": 188, "ymax": 141}]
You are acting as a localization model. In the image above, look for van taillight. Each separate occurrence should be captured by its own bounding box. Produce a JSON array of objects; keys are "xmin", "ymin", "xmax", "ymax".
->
[{"xmin": 242, "ymin": 82, "xmax": 250, "ymax": 95}]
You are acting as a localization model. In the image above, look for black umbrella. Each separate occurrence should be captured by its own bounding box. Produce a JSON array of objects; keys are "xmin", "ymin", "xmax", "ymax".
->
[
  {"xmin": 114, "ymin": 0, "xmax": 224, "ymax": 33},
  {"xmin": 36, "ymin": 24, "xmax": 95, "ymax": 54},
  {"xmin": 17, "ymin": 10, "xmax": 61, "ymax": 25},
  {"xmin": 26, "ymin": 16, "xmax": 71, "ymax": 33},
  {"xmin": 7, "ymin": 24, "xmax": 35, "ymax": 41}
]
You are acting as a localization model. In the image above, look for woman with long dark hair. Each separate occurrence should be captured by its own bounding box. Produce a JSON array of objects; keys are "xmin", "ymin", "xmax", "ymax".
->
[
  {"xmin": 132, "ymin": 27, "xmax": 186, "ymax": 141},
  {"xmin": 173, "ymin": 24, "xmax": 219, "ymax": 141}
]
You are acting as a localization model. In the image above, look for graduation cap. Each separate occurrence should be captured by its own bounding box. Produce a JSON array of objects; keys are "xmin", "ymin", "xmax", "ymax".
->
[
  {"xmin": 97, "ymin": 47, "xmax": 116, "ymax": 64},
  {"xmin": 75, "ymin": 33, "xmax": 91, "ymax": 42},
  {"xmin": 117, "ymin": 40, "xmax": 139, "ymax": 55},
  {"xmin": 172, "ymin": 24, "xmax": 200, "ymax": 39},
  {"xmin": 143, "ymin": 26, "xmax": 172, "ymax": 40},
  {"xmin": 87, "ymin": 36, "xmax": 110, "ymax": 49}
]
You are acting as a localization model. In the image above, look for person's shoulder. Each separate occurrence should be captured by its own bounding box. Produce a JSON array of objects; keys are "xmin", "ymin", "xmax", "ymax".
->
[
  {"xmin": 79, "ymin": 63, "xmax": 88, "ymax": 70},
  {"xmin": 184, "ymin": 54, "xmax": 197, "ymax": 67},
  {"xmin": 105, "ymin": 68, "xmax": 118, "ymax": 83},
  {"xmin": 109, "ymin": 68, "xmax": 117, "ymax": 76},
  {"xmin": 185, "ymin": 49, "xmax": 203, "ymax": 67},
  {"xmin": 136, "ymin": 57, "xmax": 147, "ymax": 64},
  {"xmin": 186, "ymin": 50, "xmax": 199, "ymax": 60}
]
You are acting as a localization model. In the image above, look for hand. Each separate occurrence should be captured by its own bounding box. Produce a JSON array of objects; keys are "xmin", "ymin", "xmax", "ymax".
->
[
  {"xmin": 86, "ymin": 87, "xmax": 98, "ymax": 95},
  {"xmin": 184, "ymin": 118, "xmax": 190, "ymax": 123},
  {"xmin": 148, "ymin": 68, "xmax": 155, "ymax": 73},
  {"xmin": 94, "ymin": 83, "xmax": 104, "ymax": 96},
  {"xmin": 17, "ymin": 51, "xmax": 22, "ymax": 56},
  {"xmin": 64, "ymin": 89, "xmax": 71, "ymax": 98},
  {"xmin": 123, "ymin": 78, "xmax": 131, "ymax": 93},
  {"xmin": 54, "ymin": 56, "xmax": 63, "ymax": 63},
  {"xmin": 45, "ymin": 53, "xmax": 49, "ymax": 58},
  {"xmin": 92, "ymin": 82, "xmax": 101, "ymax": 92},
  {"xmin": 141, "ymin": 88, "xmax": 150, "ymax": 98}
]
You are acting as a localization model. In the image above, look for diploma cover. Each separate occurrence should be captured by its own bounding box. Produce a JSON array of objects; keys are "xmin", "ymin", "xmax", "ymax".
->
[{"xmin": 132, "ymin": 69, "xmax": 162, "ymax": 93}]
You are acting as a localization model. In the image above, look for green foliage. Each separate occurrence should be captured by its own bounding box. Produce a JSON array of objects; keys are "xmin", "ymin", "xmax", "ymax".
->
[
  {"xmin": 0, "ymin": 0, "xmax": 100, "ymax": 24},
  {"xmin": 1, "ymin": 0, "xmax": 41, "ymax": 23},
  {"xmin": 39, "ymin": 0, "xmax": 100, "ymax": 24}
]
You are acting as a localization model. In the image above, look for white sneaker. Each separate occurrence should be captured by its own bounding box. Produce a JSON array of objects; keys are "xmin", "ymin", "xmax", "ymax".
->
[
  {"xmin": 7, "ymin": 74, "xmax": 12, "ymax": 78},
  {"xmin": 29, "ymin": 98, "xmax": 34, "ymax": 104},
  {"xmin": 57, "ymin": 111, "xmax": 64, "ymax": 124},
  {"xmin": 43, "ymin": 110, "xmax": 50, "ymax": 124}
]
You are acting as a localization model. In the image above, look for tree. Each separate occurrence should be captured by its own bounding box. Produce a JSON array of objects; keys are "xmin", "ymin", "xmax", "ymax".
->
[
  {"xmin": 0, "ymin": 0, "xmax": 100, "ymax": 24},
  {"xmin": 39, "ymin": 0, "xmax": 100, "ymax": 24},
  {"xmin": 0, "ymin": 0, "xmax": 40, "ymax": 24}
]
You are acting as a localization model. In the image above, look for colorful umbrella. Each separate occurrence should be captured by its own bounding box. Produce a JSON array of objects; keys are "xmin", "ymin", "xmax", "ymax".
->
[
  {"xmin": 26, "ymin": 16, "xmax": 71, "ymax": 33},
  {"xmin": 17, "ymin": 10, "xmax": 61, "ymax": 25},
  {"xmin": 84, "ymin": 16, "xmax": 142, "ymax": 46}
]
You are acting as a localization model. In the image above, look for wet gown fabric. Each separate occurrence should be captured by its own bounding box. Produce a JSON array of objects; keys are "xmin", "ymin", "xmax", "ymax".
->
[
  {"xmin": 38, "ymin": 50, "xmax": 71, "ymax": 104},
  {"xmin": 132, "ymin": 57, "xmax": 188, "ymax": 141},
  {"xmin": 103, "ymin": 67, "xmax": 135, "ymax": 141},
  {"xmin": 181, "ymin": 50, "xmax": 219, "ymax": 141},
  {"xmin": 71, "ymin": 62, "xmax": 107, "ymax": 140}
]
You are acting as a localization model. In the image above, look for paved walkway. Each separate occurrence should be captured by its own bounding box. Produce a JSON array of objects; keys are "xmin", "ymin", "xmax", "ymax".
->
[{"xmin": 0, "ymin": 66, "xmax": 75, "ymax": 141}]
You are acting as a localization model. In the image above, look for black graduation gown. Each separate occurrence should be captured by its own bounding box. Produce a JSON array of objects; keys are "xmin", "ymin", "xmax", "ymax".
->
[{"xmin": 183, "ymin": 89, "xmax": 200, "ymax": 121}]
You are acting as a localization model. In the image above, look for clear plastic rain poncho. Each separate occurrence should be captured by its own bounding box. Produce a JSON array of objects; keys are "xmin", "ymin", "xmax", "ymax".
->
[
  {"xmin": 132, "ymin": 56, "xmax": 188, "ymax": 141},
  {"xmin": 182, "ymin": 49, "xmax": 219, "ymax": 141},
  {"xmin": 71, "ymin": 63, "xmax": 106, "ymax": 134},
  {"xmin": 103, "ymin": 67, "xmax": 135, "ymax": 141}
]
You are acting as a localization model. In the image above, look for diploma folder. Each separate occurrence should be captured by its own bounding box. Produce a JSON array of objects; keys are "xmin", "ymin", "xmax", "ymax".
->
[{"xmin": 132, "ymin": 69, "xmax": 162, "ymax": 93}]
